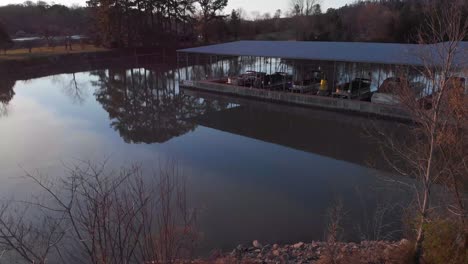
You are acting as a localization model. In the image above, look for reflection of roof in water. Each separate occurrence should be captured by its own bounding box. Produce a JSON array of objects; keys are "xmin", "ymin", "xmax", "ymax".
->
[
  {"xmin": 191, "ymin": 97, "xmax": 400, "ymax": 170},
  {"xmin": 178, "ymin": 41, "xmax": 468, "ymax": 67}
]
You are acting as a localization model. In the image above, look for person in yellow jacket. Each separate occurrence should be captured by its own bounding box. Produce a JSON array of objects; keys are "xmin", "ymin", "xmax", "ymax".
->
[{"xmin": 317, "ymin": 76, "xmax": 329, "ymax": 96}]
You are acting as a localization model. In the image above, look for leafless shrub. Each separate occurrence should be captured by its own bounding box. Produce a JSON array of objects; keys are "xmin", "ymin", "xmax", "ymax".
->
[
  {"xmin": 0, "ymin": 160, "xmax": 198, "ymax": 264},
  {"xmin": 0, "ymin": 201, "xmax": 66, "ymax": 264},
  {"xmin": 356, "ymin": 202, "xmax": 403, "ymax": 242},
  {"xmin": 319, "ymin": 195, "xmax": 409, "ymax": 264},
  {"xmin": 138, "ymin": 163, "xmax": 199, "ymax": 264},
  {"xmin": 319, "ymin": 199, "xmax": 345, "ymax": 264}
]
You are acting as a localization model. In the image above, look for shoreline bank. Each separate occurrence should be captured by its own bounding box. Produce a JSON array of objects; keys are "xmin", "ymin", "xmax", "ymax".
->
[
  {"xmin": 0, "ymin": 48, "xmax": 177, "ymax": 80},
  {"xmin": 194, "ymin": 239, "xmax": 412, "ymax": 264}
]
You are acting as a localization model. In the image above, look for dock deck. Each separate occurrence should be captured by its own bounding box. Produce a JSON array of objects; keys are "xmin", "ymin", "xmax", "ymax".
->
[{"xmin": 180, "ymin": 79, "xmax": 411, "ymax": 120}]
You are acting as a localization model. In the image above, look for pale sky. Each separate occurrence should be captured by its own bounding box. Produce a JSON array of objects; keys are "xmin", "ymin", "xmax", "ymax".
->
[{"xmin": 1, "ymin": 0, "xmax": 354, "ymax": 16}]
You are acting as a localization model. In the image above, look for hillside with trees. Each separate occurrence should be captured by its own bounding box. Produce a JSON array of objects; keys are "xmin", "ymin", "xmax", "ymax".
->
[
  {"xmin": 230, "ymin": 0, "xmax": 468, "ymax": 43},
  {"xmin": 0, "ymin": 1, "xmax": 88, "ymax": 39},
  {"xmin": 0, "ymin": 0, "xmax": 467, "ymax": 47}
]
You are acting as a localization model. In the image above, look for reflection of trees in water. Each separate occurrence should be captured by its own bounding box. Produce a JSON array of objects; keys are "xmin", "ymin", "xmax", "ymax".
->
[
  {"xmin": 186, "ymin": 57, "xmax": 245, "ymax": 80},
  {"xmin": 92, "ymin": 67, "xmax": 229, "ymax": 144},
  {"xmin": 0, "ymin": 78, "xmax": 16, "ymax": 117},
  {"xmin": 52, "ymin": 73, "xmax": 89, "ymax": 105},
  {"xmin": 227, "ymin": 57, "xmax": 242, "ymax": 76},
  {"xmin": 63, "ymin": 73, "xmax": 87, "ymax": 105}
]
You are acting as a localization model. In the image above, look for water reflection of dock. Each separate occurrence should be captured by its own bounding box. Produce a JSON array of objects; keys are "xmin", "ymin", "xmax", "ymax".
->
[{"xmin": 184, "ymin": 88, "xmax": 396, "ymax": 170}]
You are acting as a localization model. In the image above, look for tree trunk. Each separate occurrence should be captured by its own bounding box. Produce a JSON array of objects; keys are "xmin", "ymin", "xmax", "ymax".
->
[
  {"xmin": 203, "ymin": 17, "xmax": 209, "ymax": 44},
  {"xmin": 414, "ymin": 116, "xmax": 437, "ymax": 263},
  {"xmin": 414, "ymin": 188, "xmax": 429, "ymax": 263},
  {"xmin": 126, "ymin": 6, "xmax": 131, "ymax": 47}
]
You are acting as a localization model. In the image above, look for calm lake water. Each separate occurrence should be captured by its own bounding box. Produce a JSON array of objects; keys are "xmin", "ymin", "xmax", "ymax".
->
[{"xmin": 0, "ymin": 64, "xmax": 411, "ymax": 255}]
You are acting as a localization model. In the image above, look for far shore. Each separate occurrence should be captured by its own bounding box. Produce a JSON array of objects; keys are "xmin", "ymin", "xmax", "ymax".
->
[
  {"xmin": 0, "ymin": 45, "xmax": 179, "ymax": 80},
  {"xmin": 0, "ymin": 44, "xmax": 110, "ymax": 61}
]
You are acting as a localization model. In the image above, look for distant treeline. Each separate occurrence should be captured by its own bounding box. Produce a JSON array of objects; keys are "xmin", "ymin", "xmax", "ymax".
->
[
  {"xmin": 229, "ymin": 0, "xmax": 468, "ymax": 43},
  {"xmin": 0, "ymin": 1, "xmax": 88, "ymax": 38},
  {"xmin": 0, "ymin": 0, "xmax": 467, "ymax": 49}
]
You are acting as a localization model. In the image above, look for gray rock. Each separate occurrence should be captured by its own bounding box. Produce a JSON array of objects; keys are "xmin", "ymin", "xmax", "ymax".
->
[
  {"xmin": 253, "ymin": 240, "xmax": 263, "ymax": 249},
  {"xmin": 235, "ymin": 244, "xmax": 247, "ymax": 253},
  {"xmin": 293, "ymin": 242, "xmax": 304, "ymax": 249},
  {"xmin": 400, "ymin": 239, "xmax": 410, "ymax": 246}
]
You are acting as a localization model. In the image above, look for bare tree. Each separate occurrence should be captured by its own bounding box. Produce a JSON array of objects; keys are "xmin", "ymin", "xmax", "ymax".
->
[
  {"xmin": 304, "ymin": 0, "xmax": 319, "ymax": 16},
  {"xmin": 289, "ymin": 0, "xmax": 320, "ymax": 16},
  {"xmin": 375, "ymin": 1, "xmax": 467, "ymax": 262},
  {"xmin": 290, "ymin": 0, "xmax": 303, "ymax": 16},
  {"xmin": 198, "ymin": 0, "xmax": 228, "ymax": 43},
  {"xmin": 274, "ymin": 9, "xmax": 282, "ymax": 19}
]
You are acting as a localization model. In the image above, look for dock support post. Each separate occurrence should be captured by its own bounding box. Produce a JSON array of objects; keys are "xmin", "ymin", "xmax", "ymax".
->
[
  {"xmin": 377, "ymin": 64, "xmax": 381, "ymax": 90},
  {"xmin": 185, "ymin": 53, "xmax": 189, "ymax": 80},
  {"xmin": 221, "ymin": 56, "xmax": 224, "ymax": 77},
  {"xmin": 269, "ymin": 57, "xmax": 272, "ymax": 75},
  {"xmin": 332, "ymin": 61, "xmax": 337, "ymax": 93},
  {"xmin": 177, "ymin": 52, "xmax": 181, "ymax": 82}
]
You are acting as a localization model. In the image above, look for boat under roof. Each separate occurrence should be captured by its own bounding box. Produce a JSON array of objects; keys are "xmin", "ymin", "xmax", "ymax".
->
[{"xmin": 178, "ymin": 40, "xmax": 468, "ymax": 67}]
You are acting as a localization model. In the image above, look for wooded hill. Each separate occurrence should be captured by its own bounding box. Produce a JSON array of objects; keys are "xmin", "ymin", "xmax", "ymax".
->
[{"xmin": 0, "ymin": 0, "xmax": 467, "ymax": 48}]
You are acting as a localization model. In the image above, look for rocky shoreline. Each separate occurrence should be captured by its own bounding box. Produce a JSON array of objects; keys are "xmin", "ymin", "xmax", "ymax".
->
[{"xmin": 195, "ymin": 239, "xmax": 412, "ymax": 264}]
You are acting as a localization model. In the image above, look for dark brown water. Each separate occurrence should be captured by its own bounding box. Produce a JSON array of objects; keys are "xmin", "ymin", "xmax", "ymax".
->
[{"xmin": 0, "ymin": 65, "xmax": 412, "ymax": 254}]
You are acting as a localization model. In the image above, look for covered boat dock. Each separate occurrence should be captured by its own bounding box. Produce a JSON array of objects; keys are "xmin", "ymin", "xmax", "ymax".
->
[{"xmin": 176, "ymin": 41, "xmax": 467, "ymax": 120}]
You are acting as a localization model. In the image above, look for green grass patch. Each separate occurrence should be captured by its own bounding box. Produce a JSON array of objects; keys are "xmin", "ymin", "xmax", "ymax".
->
[{"xmin": 0, "ymin": 44, "xmax": 110, "ymax": 61}]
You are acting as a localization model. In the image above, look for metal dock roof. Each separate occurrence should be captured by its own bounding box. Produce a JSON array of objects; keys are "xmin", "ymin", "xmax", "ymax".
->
[{"xmin": 178, "ymin": 40, "xmax": 468, "ymax": 67}]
